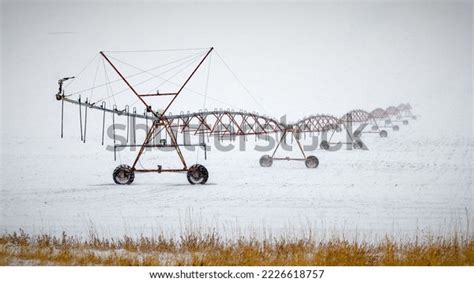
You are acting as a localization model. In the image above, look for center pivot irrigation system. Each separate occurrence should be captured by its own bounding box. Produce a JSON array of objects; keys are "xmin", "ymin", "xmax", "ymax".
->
[{"xmin": 54, "ymin": 47, "xmax": 417, "ymax": 185}]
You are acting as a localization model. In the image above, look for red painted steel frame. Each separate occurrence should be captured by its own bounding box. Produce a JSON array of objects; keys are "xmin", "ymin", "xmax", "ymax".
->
[{"xmin": 100, "ymin": 48, "xmax": 214, "ymax": 173}]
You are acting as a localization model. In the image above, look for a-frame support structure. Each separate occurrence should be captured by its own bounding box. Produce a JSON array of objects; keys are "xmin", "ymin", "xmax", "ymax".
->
[
  {"xmin": 100, "ymin": 48, "xmax": 214, "ymax": 185},
  {"xmin": 259, "ymin": 128, "xmax": 319, "ymax": 169}
]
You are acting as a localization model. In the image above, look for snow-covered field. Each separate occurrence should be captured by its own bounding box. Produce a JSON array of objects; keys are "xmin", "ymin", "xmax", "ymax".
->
[
  {"xmin": 2, "ymin": 0, "xmax": 472, "ymax": 243},
  {"xmin": 1, "ymin": 115, "xmax": 472, "ymax": 240}
]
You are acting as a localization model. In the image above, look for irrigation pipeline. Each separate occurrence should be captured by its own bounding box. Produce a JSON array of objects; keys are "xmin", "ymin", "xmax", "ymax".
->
[{"xmin": 58, "ymin": 96, "xmax": 415, "ymax": 136}]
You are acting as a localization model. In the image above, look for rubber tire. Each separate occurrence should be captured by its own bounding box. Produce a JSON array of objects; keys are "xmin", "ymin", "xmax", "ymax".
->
[
  {"xmin": 187, "ymin": 164, "xmax": 209, "ymax": 185},
  {"xmin": 393, "ymin": 125, "xmax": 399, "ymax": 131},
  {"xmin": 320, "ymin": 141, "xmax": 330, "ymax": 150},
  {"xmin": 259, "ymin": 155, "xmax": 273, "ymax": 167},
  {"xmin": 305, "ymin": 155, "xmax": 319, "ymax": 168},
  {"xmin": 353, "ymin": 140, "xmax": 364, "ymax": 150},
  {"xmin": 113, "ymin": 165, "xmax": 135, "ymax": 185},
  {"xmin": 379, "ymin": 130, "xmax": 388, "ymax": 138},
  {"xmin": 403, "ymin": 120, "xmax": 409, "ymax": 125}
]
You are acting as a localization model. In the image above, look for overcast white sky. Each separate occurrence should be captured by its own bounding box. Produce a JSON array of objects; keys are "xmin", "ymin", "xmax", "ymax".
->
[{"xmin": 1, "ymin": 0, "xmax": 472, "ymax": 139}]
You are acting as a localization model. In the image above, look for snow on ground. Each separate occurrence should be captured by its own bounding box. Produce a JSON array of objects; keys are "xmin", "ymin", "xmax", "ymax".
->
[{"xmin": 1, "ymin": 116, "xmax": 472, "ymax": 240}]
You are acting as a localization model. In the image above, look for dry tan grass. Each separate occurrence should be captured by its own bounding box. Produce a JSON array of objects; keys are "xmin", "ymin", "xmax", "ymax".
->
[{"xmin": 0, "ymin": 230, "xmax": 472, "ymax": 266}]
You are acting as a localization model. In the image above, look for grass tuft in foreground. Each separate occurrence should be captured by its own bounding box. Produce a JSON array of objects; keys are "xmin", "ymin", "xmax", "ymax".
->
[{"xmin": 1, "ymin": 230, "xmax": 473, "ymax": 266}]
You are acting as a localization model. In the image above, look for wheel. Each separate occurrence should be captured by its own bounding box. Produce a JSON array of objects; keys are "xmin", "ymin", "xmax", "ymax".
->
[
  {"xmin": 385, "ymin": 119, "xmax": 391, "ymax": 125},
  {"xmin": 353, "ymin": 130, "xmax": 362, "ymax": 138},
  {"xmin": 393, "ymin": 125, "xmax": 399, "ymax": 131},
  {"xmin": 320, "ymin": 140, "xmax": 330, "ymax": 150},
  {"xmin": 353, "ymin": 140, "xmax": 364, "ymax": 150},
  {"xmin": 113, "ymin": 165, "xmax": 135, "ymax": 185},
  {"xmin": 259, "ymin": 155, "xmax": 273, "ymax": 167},
  {"xmin": 371, "ymin": 125, "xmax": 379, "ymax": 131},
  {"xmin": 403, "ymin": 120, "xmax": 409, "ymax": 125},
  {"xmin": 187, "ymin": 164, "xmax": 208, "ymax": 185},
  {"xmin": 379, "ymin": 130, "xmax": 388, "ymax": 138},
  {"xmin": 305, "ymin": 155, "xmax": 319, "ymax": 168}
]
